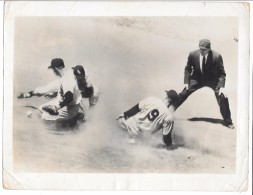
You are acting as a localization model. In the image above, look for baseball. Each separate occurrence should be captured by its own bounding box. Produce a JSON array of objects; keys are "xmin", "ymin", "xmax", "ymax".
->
[
  {"xmin": 128, "ymin": 138, "xmax": 136, "ymax": 144},
  {"xmin": 26, "ymin": 110, "xmax": 32, "ymax": 118}
]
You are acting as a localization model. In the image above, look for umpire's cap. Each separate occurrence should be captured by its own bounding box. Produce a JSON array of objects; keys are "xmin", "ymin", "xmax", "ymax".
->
[
  {"xmin": 199, "ymin": 39, "xmax": 211, "ymax": 49},
  {"xmin": 48, "ymin": 58, "xmax": 65, "ymax": 69},
  {"xmin": 72, "ymin": 65, "xmax": 85, "ymax": 77},
  {"xmin": 165, "ymin": 90, "xmax": 178, "ymax": 103}
]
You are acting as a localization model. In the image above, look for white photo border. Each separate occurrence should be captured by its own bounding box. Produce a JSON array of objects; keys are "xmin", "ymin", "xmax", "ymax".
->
[{"xmin": 3, "ymin": 1, "xmax": 250, "ymax": 191}]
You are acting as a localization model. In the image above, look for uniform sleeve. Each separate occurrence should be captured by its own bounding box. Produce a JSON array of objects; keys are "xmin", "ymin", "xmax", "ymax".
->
[
  {"xmin": 138, "ymin": 97, "xmax": 155, "ymax": 110},
  {"xmin": 162, "ymin": 121, "xmax": 174, "ymax": 136},
  {"xmin": 123, "ymin": 104, "xmax": 140, "ymax": 120},
  {"xmin": 34, "ymin": 79, "xmax": 59, "ymax": 95},
  {"xmin": 151, "ymin": 113, "xmax": 174, "ymax": 134}
]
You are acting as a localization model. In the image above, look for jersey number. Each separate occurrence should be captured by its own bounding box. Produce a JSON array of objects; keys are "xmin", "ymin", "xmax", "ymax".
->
[{"xmin": 147, "ymin": 109, "xmax": 159, "ymax": 121}]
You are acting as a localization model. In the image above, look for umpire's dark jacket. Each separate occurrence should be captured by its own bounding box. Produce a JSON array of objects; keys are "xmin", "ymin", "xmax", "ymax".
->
[{"xmin": 184, "ymin": 49, "xmax": 226, "ymax": 89}]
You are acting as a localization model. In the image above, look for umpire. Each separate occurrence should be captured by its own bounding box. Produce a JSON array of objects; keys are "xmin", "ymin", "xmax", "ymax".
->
[{"xmin": 174, "ymin": 39, "xmax": 234, "ymax": 129}]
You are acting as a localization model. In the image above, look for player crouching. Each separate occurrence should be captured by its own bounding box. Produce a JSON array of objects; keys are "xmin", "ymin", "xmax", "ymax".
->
[
  {"xmin": 117, "ymin": 90, "xmax": 179, "ymax": 150},
  {"xmin": 17, "ymin": 58, "xmax": 85, "ymax": 126}
]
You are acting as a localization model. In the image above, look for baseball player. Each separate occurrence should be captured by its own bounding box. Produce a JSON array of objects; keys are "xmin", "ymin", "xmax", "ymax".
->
[
  {"xmin": 17, "ymin": 58, "xmax": 85, "ymax": 123},
  {"xmin": 117, "ymin": 90, "xmax": 179, "ymax": 150},
  {"xmin": 43, "ymin": 65, "xmax": 99, "ymax": 107},
  {"xmin": 38, "ymin": 64, "xmax": 99, "ymax": 121}
]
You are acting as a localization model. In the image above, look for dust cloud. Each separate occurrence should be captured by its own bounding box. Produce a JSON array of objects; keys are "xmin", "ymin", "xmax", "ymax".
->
[{"xmin": 13, "ymin": 17, "xmax": 237, "ymax": 173}]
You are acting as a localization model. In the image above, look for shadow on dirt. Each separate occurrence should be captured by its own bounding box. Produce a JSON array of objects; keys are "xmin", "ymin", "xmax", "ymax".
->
[
  {"xmin": 154, "ymin": 143, "xmax": 183, "ymax": 151},
  {"xmin": 42, "ymin": 118, "xmax": 84, "ymax": 135},
  {"xmin": 188, "ymin": 117, "xmax": 225, "ymax": 125}
]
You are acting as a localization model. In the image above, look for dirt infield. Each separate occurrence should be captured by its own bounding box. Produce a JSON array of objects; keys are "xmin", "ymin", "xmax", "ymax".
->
[{"xmin": 13, "ymin": 17, "xmax": 237, "ymax": 173}]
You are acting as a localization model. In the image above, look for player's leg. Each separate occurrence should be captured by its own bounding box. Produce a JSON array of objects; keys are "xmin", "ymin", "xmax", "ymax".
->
[
  {"xmin": 117, "ymin": 102, "xmax": 142, "ymax": 144},
  {"xmin": 214, "ymin": 91, "xmax": 234, "ymax": 128},
  {"xmin": 162, "ymin": 121, "xmax": 178, "ymax": 150},
  {"xmin": 162, "ymin": 132, "xmax": 178, "ymax": 150},
  {"xmin": 117, "ymin": 116, "xmax": 139, "ymax": 134},
  {"xmin": 173, "ymin": 81, "xmax": 202, "ymax": 110},
  {"xmin": 163, "ymin": 131, "xmax": 172, "ymax": 146}
]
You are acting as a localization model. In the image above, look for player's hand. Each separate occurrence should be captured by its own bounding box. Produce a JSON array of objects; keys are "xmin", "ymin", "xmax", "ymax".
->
[
  {"xmin": 116, "ymin": 114, "xmax": 124, "ymax": 120},
  {"xmin": 214, "ymin": 87, "xmax": 220, "ymax": 94},
  {"xmin": 219, "ymin": 88, "xmax": 227, "ymax": 96},
  {"xmin": 42, "ymin": 105, "xmax": 59, "ymax": 115},
  {"xmin": 215, "ymin": 87, "xmax": 226, "ymax": 96},
  {"xmin": 17, "ymin": 91, "xmax": 34, "ymax": 99},
  {"xmin": 44, "ymin": 92, "xmax": 57, "ymax": 100}
]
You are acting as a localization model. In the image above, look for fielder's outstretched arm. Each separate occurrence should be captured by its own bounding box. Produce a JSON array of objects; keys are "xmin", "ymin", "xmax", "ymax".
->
[
  {"xmin": 17, "ymin": 91, "xmax": 35, "ymax": 98},
  {"xmin": 17, "ymin": 79, "xmax": 59, "ymax": 99}
]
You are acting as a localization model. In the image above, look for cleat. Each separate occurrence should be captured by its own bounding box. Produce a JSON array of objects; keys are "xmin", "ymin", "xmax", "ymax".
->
[{"xmin": 227, "ymin": 123, "xmax": 235, "ymax": 129}]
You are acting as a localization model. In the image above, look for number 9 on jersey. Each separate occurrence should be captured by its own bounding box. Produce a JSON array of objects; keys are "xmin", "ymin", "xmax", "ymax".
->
[{"xmin": 147, "ymin": 109, "xmax": 159, "ymax": 121}]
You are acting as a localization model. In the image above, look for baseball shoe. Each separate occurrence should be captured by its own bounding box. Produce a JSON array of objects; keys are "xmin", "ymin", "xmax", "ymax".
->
[
  {"xmin": 227, "ymin": 123, "xmax": 235, "ymax": 129},
  {"xmin": 165, "ymin": 144, "xmax": 178, "ymax": 150}
]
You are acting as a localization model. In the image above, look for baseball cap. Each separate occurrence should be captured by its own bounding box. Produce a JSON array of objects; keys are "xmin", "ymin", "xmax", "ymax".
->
[
  {"xmin": 48, "ymin": 58, "xmax": 65, "ymax": 69},
  {"xmin": 199, "ymin": 39, "xmax": 211, "ymax": 49},
  {"xmin": 72, "ymin": 65, "xmax": 85, "ymax": 77},
  {"xmin": 165, "ymin": 90, "xmax": 178, "ymax": 103}
]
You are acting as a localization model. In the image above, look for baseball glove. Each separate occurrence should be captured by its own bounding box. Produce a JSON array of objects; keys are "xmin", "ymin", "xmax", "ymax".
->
[{"xmin": 42, "ymin": 105, "xmax": 59, "ymax": 115}]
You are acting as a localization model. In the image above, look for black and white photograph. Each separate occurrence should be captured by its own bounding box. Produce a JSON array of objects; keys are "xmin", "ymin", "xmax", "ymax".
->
[{"xmin": 3, "ymin": 1, "xmax": 250, "ymax": 191}]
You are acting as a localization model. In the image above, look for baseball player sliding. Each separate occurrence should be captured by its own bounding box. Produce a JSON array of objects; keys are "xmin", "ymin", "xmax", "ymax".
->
[
  {"xmin": 117, "ymin": 90, "xmax": 179, "ymax": 150},
  {"xmin": 17, "ymin": 58, "xmax": 85, "ymax": 124}
]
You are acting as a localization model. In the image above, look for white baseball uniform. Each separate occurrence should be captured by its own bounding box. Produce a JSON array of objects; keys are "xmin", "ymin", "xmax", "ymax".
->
[
  {"xmin": 35, "ymin": 69, "xmax": 84, "ymax": 121},
  {"xmin": 118, "ymin": 97, "xmax": 174, "ymax": 136}
]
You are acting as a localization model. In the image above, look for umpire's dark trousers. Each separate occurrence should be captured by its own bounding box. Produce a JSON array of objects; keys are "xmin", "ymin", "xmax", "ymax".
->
[{"xmin": 174, "ymin": 82, "xmax": 233, "ymax": 126}]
